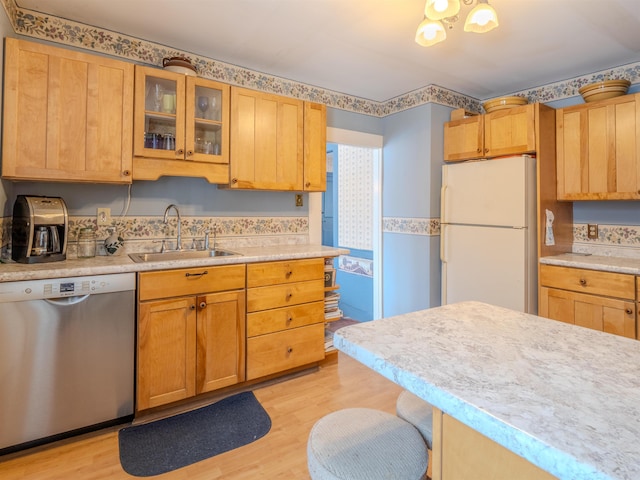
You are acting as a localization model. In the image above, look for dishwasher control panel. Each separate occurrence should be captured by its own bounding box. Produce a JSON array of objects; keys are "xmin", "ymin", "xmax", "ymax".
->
[{"xmin": 0, "ymin": 273, "xmax": 135, "ymax": 302}]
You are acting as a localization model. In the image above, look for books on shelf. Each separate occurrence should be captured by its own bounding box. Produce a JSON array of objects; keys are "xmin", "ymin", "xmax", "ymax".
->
[{"xmin": 324, "ymin": 290, "xmax": 342, "ymax": 321}]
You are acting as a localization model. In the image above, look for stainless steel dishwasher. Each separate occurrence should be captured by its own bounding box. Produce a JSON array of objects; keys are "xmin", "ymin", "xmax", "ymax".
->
[{"xmin": 0, "ymin": 273, "xmax": 135, "ymax": 454}]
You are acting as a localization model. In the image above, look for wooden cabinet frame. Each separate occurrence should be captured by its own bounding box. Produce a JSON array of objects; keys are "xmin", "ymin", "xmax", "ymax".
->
[{"xmin": 2, "ymin": 38, "xmax": 134, "ymax": 183}]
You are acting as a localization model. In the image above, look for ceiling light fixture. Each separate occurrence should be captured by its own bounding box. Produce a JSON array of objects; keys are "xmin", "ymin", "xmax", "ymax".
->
[{"xmin": 415, "ymin": 0, "xmax": 498, "ymax": 47}]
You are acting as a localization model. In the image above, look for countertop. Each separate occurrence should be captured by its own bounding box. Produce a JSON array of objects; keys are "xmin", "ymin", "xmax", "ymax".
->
[
  {"xmin": 0, "ymin": 245, "xmax": 348, "ymax": 282},
  {"xmin": 334, "ymin": 301, "xmax": 640, "ymax": 480},
  {"xmin": 540, "ymin": 253, "xmax": 640, "ymax": 275}
]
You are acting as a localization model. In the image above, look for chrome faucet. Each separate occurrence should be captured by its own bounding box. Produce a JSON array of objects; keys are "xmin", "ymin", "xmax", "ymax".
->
[{"xmin": 163, "ymin": 204, "xmax": 182, "ymax": 251}]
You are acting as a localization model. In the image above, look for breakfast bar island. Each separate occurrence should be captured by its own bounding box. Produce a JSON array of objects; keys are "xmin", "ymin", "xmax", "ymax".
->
[{"xmin": 334, "ymin": 301, "xmax": 640, "ymax": 480}]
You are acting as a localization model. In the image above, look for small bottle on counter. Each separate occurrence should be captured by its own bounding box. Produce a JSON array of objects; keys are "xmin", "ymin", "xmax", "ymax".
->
[{"xmin": 77, "ymin": 227, "xmax": 96, "ymax": 258}]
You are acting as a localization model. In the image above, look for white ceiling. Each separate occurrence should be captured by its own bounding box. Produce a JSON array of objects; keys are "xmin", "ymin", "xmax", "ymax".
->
[{"xmin": 16, "ymin": 0, "xmax": 640, "ymax": 102}]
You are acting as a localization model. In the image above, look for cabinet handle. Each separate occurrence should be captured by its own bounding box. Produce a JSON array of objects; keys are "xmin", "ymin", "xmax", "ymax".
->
[
  {"xmin": 190, "ymin": 304, "xmax": 196, "ymax": 310},
  {"xmin": 286, "ymin": 292, "xmax": 293, "ymax": 301},
  {"xmin": 185, "ymin": 270, "xmax": 208, "ymax": 278},
  {"xmin": 626, "ymin": 308, "xmax": 633, "ymax": 315},
  {"xmin": 122, "ymin": 170, "xmax": 131, "ymax": 176},
  {"xmin": 176, "ymin": 149, "xmax": 184, "ymax": 155},
  {"xmin": 231, "ymin": 178, "xmax": 238, "ymax": 184},
  {"xmin": 484, "ymin": 148, "xmax": 489, "ymax": 154},
  {"xmin": 285, "ymin": 270, "xmax": 293, "ymax": 278},
  {"xmin": 286, "ymin": 316, "xmax": 293, "ymax": 324},
  {"xmin": 579, "ymin": 278, "xmax": 587, "ymax": 286},
  {"xmin": 200, "ymin": 301, "xmax": 207, "ymax": 309},
  {"xmin": 476, "ymin": 148, "xmax": 481, "ymax": 153},
  {"xmin": 186, "ymin": 150, "xmax": 194, "ymax": 157},
  {"xmin": 286, "ymin": 347, "xmax": 293, "ymax": 354},
  {"xmin": 305, "ymin": 182, "xmax": 311, "ymax": 187}
]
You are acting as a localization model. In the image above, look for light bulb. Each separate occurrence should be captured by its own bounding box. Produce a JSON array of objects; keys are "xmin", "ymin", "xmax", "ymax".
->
[{"xmin": 433, "ymin": 0, "xmax": 449, "ymax": 13}]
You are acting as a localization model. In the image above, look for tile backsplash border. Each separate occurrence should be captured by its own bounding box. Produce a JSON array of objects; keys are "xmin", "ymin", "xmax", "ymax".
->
[
  {"xmin": 1, "ymin": 215, "xmax": 309, "ymax": 257},
  {"xmin": 381, "ymin": 217, "xmax": 640, "ymax": 259},
  {"xmin": 1, "ymin": 0, "xmax": 638, "ymax": 117}
]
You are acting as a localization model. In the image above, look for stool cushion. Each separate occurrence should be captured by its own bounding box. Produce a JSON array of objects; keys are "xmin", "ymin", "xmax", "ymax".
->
[
  {"xmin": 396, "ymin": 390, "xmax": 433, "ymax": 449},
  {"xmin": 307, "ymin": 407, "xmax": 428, "ymax": 480}
]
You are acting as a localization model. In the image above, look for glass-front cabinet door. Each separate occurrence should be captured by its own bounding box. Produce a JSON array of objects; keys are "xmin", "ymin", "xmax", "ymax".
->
[
  {"xmin": 134, "ymin": 66, "xmax": 185, "ymax": 160},
  {"xmin": 185, "ymin": 77, "xmax": 229, "ymax": 165},
  {"xmin": 133, "ymin": 66, "xmax": 229, "ymax": 168}
]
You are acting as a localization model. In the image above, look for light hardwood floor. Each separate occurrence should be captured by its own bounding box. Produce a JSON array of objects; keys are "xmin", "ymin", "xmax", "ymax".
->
[{"xmin": 0, "ymin": 354, "xmax": 404, "ymax": 479}]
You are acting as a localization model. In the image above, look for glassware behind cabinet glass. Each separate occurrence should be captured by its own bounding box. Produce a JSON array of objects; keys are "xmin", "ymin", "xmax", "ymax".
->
[
  {"xmin": 153, "ymin": 83, "xmax": 163, "ymax": 112},
  {"xmin": 197, "ymin": 96, "xmax": 209, "ymax": 119}
]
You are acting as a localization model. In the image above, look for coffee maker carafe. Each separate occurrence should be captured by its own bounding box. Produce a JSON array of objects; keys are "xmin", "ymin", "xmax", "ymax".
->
[{"xmin": 11, "ymin": 195, "xmax": 68, "ymax": 263}]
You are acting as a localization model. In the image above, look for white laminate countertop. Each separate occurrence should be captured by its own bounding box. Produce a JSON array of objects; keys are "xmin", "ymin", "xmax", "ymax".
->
[
  {"xmin": 334, "ymin": 301, "xmax": 640, "ymax": 480},
  {"xmin": 0, "ymin": 245, "xmax": 348, "ymax": 282},
  {"xmin": 540, "ymin": 253, "xmax": 640, "ymax": 275}
]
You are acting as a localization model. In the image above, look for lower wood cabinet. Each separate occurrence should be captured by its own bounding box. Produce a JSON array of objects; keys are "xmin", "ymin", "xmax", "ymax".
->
[
  {"xmin": 433, "ymin": 409, "xmax": 556, "ymax": 480},
  {"xmin": 246, "ymin": 258, "xmax": 325, "ymax": 380},
  {"xmin": 136, "ymin": 264, "xmax": 246, "ymax": 410},
  {"xmin": 539, "ymin": 264, "xmax": 636, "ymax": 339}
]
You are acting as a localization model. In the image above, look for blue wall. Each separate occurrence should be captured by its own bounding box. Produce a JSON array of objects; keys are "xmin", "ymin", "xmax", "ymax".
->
[{"xmin": 380, "ymin": 103, "xmax": 451, "ymax": 316}]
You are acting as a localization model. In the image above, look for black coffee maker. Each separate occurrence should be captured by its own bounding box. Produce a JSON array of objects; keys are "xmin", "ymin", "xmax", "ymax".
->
[{"xmin": 11, "ymin": 195, "xmax": 68, "ymax": 263}]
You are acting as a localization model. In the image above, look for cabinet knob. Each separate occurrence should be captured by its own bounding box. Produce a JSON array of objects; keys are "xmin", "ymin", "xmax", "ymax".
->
[
  {"xmin": 305, "ymin": 182, "xmax": 311, "ymax": 187},
  {"xmin": 190, "ymin": 304, "xmax": 196, "ymax": 310},
  {"xmin": 579, "ymin": 278, "xmax": 587, "ymax": 286},
  {"xmin": 286, "ymin": 316, "xmax": 293, "ymax": 324},
  {"xmin": 476, "ymin": 148, "xmax": 481, "ymax": 153},
  {"xmin": 484, "ymin": 148, "xmax": 489, "ymax": 154},
  {"xmin": 200, "ymin": 301, "xmax": 207, "ymax": 309},
  {"xmin": 286, "ymin": 347, "xmax": 293, "ymax": 354},
  {"xmin": 625, "ymin": 308, "xmax": 633, "ymax": 315},
  {"xmin": 122, "ymin": 170, "xmax": 131, "ymax": 176},
  {"xmin": 232, "ymin": 178, "xmax": 238, "ymax": 184},
  {"xmin": 285, "ymin": 270, "xmax": 293, "ymax": 278},
  {"xmin": 176, "ymin": 149, "xmax": 184, "ymax": 155},
  {"xmin": 286, "ymin": 292, "xmax": 293, "ymax": 301},
  {"xmin": 186, "ymin": 150, "xmax": 194, "ymax": 157}
]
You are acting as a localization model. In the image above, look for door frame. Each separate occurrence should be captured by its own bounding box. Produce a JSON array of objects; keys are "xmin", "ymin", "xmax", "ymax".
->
[{"xmin": 309, "ymin": 127, "xmax": 383, "ymax": 319}]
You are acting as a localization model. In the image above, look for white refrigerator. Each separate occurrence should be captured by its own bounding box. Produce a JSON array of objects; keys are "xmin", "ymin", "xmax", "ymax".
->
[{"xmin": 440, "ymin": 155, "xmax": 537, "ymax": 313}]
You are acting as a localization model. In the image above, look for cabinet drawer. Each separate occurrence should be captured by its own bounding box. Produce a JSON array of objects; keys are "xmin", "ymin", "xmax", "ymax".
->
[
  {"xmin": 247, "ymin": 258, "xmax": 324, "ymax": 287},
  {"xmin": 138, "ymin": 264, "xmax": 246, "ymax": 301},
  {"xmin": 247, "ymin": 279, "xmax": 324, "ymax": 312},
  {"xmin": 246, "ymin": 323, "xmax": 325, "ymax": 380},
  {"xmin": 539, "ymin": 264, "xmax": 635, "ymax": 300},
  {"xmin": 247, "ymin": 300, "xmax": 324, "ymax": 337}
]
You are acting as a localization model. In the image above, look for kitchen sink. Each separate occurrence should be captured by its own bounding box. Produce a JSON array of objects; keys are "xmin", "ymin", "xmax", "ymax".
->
[{"xmin": 128, "ymin": 249, "xmax": 241, "ymax": 263}]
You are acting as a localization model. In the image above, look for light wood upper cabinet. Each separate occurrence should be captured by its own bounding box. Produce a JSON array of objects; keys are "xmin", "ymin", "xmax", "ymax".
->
[
  {"xmin": 229, "ymin": 87, "xmax": 326, "ymax": 191},
  {"xmin": 2, "ymin": 38, "xmax": 134, "ymax": 183},
  {"xmin": 303, "ymin": 102, "xmax": 327, "ymax": 191},
  {"xmin": 556, "ymin": 93, "xmax": 640, "ymax": 200},
  {"xmin": 443, "ymin": 104, "xmax": 535, "ymax": 162},
  {"xmin": 132, "ymin": 66, "xmax": 230, "ymax": 183},
  {"xmin": 443, "ymin": 115, "xmax": 484, "ymax": 161},
  {"xmin": 484, "ymin": 104, "xmax": 536, "ymax": 157}
]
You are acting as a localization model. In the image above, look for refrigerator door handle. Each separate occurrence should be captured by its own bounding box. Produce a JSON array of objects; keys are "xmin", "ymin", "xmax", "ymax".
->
[
  {"xmin": 440, "ymin": 185, "xmax": 448, "ymax": 223},
  {"xmin": 440, "ymin": 224, "xmax": 447, "ymax": 263}
]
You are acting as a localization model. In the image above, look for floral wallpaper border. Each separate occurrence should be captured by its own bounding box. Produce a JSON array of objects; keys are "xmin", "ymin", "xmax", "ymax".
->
[
  {"xmin": 573, "ymin": 224, "xmax": 640, "ymax": 258},
  {"xmin": 1, "ymin": 215, "xmax": 309, "ymax": 256},
  {"xmin": 3, "ymin": 0, "xmax": 639, "ymax": 117},
  {"xmin": 383, "ymin": 217, "xmax": 441, "ymax": 236}
]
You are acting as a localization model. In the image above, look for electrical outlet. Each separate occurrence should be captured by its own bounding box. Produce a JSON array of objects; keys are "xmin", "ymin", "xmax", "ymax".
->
[
  {"xmin": 295, "ymin": 194, "xmax": 303, "ymax": 207},
  {"xmin": 97, "ymin": 207, "xmax": 111, "ymax": 226},
  {"xmin": 587, "ymin": 224, "xmax": 598, "ymax": 239}
]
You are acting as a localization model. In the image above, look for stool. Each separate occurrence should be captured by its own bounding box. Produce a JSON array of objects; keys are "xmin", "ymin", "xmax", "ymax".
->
[
  {"xmin": 307, "ymin": 407, "xmax": 428, "ymax": 480},
  {"xmin": 396, "ymin": 390, "xmax": 433, "ymax": 450}
]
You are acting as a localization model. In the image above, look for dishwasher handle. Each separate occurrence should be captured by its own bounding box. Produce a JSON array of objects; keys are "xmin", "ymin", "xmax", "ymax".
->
[{"xmin": 45, "ymin": 294, "xmax": 91, "ymax": 306}]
